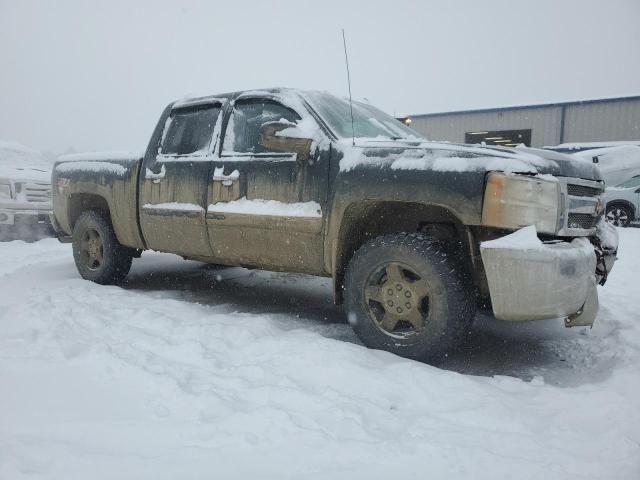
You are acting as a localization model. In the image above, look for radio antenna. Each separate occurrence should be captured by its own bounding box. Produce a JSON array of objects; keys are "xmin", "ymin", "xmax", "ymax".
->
[{"xmin": 342, "ymin": 28, "xmax": 355, "ymax": 146}]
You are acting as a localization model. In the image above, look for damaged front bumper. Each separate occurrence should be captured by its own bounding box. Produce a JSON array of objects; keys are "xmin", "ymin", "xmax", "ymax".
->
[{"xmin": 480, "ymin": 223, "xmax": 618, "ymax": 327}]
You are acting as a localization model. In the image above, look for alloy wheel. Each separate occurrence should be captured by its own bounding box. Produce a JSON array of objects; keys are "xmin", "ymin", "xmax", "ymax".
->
[
  {"xmin": 364, "ymin": 262, "xmax": 431, "ymax": 339},
  {"xmin": 606, "ymin": 207, "xmax": 629, "ymax": 227},
  {"xmin": 79, "ymin": 228, "xmax": 104, "ymax": 270}
]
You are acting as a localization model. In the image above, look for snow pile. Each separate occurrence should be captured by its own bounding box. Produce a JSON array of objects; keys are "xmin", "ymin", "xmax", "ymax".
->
[
  {"xmin": 208, "ymin": 198, "xmax": 322, "ymax": 217},
  {"xmin": 0, "ymin": 231, "xmax": 639, "ymax": 478}
]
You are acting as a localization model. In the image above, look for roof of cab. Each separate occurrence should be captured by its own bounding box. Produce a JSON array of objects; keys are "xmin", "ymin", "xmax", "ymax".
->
[{"xmin": 171, "ymin": 87, "xmax": 300, "ymax": 109}]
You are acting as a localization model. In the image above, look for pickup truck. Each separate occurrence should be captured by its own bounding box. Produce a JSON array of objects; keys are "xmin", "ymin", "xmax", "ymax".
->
[
  {"xmin": 1, "ymin": 140, "xmax": 53, "ymax": 240},
  {"xmin": 51, "ymin": 88, "xmax": 618, "ymax": 362}
]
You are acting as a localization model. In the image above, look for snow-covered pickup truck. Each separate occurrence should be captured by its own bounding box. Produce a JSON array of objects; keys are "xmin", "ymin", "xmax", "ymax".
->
[
  {"xmin": 51, "ymin": 88, "xmax": 618, "ymax": 361},
  {"xmin": 0, "ymin": 140, "xmax": 53, "ymax": 240}
]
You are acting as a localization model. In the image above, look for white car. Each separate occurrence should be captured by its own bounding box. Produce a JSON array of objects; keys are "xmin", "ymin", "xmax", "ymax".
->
[
  {"xmin": 545, "ymin": 142, "xmax": 640, "ymax": 187},
  {"xmin": 0, "ymin": 140, "xmax": 53, "ymax": 240},
  {"xmin": 604, "ymin": 175, "xmax": 640, "ymax": 227}
]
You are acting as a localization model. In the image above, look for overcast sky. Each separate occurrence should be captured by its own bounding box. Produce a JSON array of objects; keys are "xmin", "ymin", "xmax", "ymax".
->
[{"xmin": 1, "ymin": 0, "xmax": 639, "ymax": 154}]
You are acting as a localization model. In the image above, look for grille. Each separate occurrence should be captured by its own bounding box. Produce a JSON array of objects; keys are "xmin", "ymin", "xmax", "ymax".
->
[
  {"xmin": 24, "ymin": 183, "xmax": 51, "ymax": 203},
  {"xmin": 568, "ymin": 213, "xmax": 597, "ymax": 230},
  {"xmin": 567, "ymin": 184, "xmax": 602, "ymax": 197}
]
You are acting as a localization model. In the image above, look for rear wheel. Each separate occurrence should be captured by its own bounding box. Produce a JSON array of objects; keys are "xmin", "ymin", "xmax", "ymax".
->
[
  {"xmin": 606, "ymin": 204, "xmax": 632, "ymax": 227},
  {"xmin": 72, "ymin": 211, "xmax": 133, "ymax": 284},
  {"xmin": 344, "ymin": 233, "xmax": 476, "ymax": 362}
]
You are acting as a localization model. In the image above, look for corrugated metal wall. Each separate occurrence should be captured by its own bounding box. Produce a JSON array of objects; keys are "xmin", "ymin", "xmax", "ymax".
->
[
  {"xmin": 563, "ymin": 99, "xmax": 640, "ymax": 143},
  {"xmin": 409, "ymin": 98, "xmax": 640, "ymax": 148}
]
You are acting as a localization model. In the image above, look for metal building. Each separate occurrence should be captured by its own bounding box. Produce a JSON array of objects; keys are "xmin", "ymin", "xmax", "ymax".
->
[{"xmin": 404, "ymin": 95, "xmax": 640, "ymax": 148}]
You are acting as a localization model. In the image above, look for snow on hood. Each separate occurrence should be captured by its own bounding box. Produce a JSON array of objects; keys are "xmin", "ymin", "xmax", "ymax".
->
[
  {"xmin": 0, "ymin": 140, "xmax": 52, "ymax": 182},
  {"xmin": 338, "ymin": 139, "xmax": 602, "ymax": 180}
]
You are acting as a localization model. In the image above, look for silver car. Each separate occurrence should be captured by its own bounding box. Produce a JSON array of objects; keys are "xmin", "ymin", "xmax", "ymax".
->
[{"xmin": 604, "ymin": 175, "xmax": 640, "ymax": 227}]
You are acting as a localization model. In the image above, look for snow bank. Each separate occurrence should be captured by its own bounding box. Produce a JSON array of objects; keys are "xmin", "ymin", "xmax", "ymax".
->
[
  {"xmin": 208, "ymin": 198, "xmax": 322, "ymax": 217},
  {"xmin": 1, "ymin": 231, "xmax": 639, "ymax": 478},
  {"xmin": 55, "ymin": 161, "xmax": 129, "ymax": 176}
]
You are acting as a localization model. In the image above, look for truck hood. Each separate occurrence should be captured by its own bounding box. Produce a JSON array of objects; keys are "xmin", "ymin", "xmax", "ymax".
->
[
  {"xmin": 0, "ymin": 164, "xmax": 51, "ymax": 183},
  {"xmin": 338, "ymin": 139, "xmax": 602, "ymax": 181}
]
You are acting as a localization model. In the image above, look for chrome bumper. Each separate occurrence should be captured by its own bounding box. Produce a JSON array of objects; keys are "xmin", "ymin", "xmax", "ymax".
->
[{"xmin": 480, "ymin": 234, "xmax": 616, "ymax": 327}]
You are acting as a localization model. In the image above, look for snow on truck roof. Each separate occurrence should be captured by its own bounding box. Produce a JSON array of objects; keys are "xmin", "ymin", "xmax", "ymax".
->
[{"xmin": 172, "ymin": 87, "xmax": 303, "ymax": 109}]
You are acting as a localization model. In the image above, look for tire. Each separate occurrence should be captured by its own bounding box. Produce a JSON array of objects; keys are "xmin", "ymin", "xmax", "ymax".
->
[
  {"xmin": 606, "ymin": 204, "xmax": 633, "ymax": 227},
  {"xmin": 72, "ymin": 211, "xmax": 133, "ymax": 284},
  {"xmin": 344, "ymin": 233, "xmax": 476, "ymax": 362}
]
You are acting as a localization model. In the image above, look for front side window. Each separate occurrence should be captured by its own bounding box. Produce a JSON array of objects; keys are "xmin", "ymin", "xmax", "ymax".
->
[
  {"xmin": 160, "ymin": 105, "xmax": 221, "ymax": 155},
  {"xmin": 223, "ymin": 99, "xmax": 302, "ymax": 154}
]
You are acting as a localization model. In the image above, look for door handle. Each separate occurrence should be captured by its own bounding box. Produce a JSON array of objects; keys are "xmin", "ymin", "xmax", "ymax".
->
[
  {"xmin": 213, "ymin": 167, "xmax": 239, "ymax": 186},
  {"xmin": 145, "ymin": 164, "xmax": 166, "ymax": 183}
]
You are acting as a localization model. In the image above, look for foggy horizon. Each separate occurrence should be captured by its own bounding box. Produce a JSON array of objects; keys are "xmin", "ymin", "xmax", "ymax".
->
[{"xmin": 1, "ymin": 0, "xmax": 639, "ymax": 154}]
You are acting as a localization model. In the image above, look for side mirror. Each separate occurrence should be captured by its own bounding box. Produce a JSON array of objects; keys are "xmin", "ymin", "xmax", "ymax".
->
[
  {"xmin": 259, "ymin": 121, "xmax": 313, "ymax": 162},
  {"xmin": 592, "ymin": 155, "xmax": 600, "ymax": 164},
  {"xmin": 634, "ymin": 188, "xmax": 640, "ymax": 194}
]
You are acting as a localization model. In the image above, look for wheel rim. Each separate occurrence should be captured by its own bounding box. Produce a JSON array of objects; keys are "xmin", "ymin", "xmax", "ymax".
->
[
  {"xmin": 606, "ymin": 208, "xmax": 629, "ymax": 227},
  {"xmin": 79, "ymin": 228, "xmax": 104, "ymax": 271},
  {"xmin": 364, "ymin": 262, "xmax": 431, "ymax": 339}
]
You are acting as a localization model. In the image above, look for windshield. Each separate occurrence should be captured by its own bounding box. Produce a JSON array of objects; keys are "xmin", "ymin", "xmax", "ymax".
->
[
  {"xmin": 305, "ymin": 92, "xmax": 422, "ymax": 140},
  {"xmin": 615, "ymin": 175, "xmax": 640, "ymax": 188}
]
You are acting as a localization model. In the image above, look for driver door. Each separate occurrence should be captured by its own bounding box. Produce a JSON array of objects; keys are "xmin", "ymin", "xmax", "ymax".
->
[{"xmin": 205, "ymin": 96, "xmax": 329, "ymax": 274}]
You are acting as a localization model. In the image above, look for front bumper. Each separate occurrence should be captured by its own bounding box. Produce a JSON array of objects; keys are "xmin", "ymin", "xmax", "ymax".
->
[
  {"xmin": 480, "ymin": 231, "xmax": 617, "ymax": 327},
  {"xmin": 0, "ymin": 208, "xmax": 52, "ymax": 226}
]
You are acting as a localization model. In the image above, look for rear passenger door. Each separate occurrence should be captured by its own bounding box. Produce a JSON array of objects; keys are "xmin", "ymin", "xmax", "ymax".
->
[
  {"xmin": 140, "ymin": 101, "xmax": 223, "ymax": 257},
  {"xmin": 206, "ymin": 95, "xmax": 329, "ymax": 274}
]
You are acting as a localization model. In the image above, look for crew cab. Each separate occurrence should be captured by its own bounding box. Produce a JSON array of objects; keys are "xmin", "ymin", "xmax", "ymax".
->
[{"xmin": 51, "ymin": 88, "xmax": 618, "ymax": 361}]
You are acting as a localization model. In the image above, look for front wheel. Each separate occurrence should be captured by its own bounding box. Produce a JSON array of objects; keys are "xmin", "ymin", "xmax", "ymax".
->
[
  {"xmin": 72, "ymin": 211, "xmax": 133, "ymax": 284},
  {"xmin": 344, "ymin": 233, "xmax": 476, "ymax": 363},
  {"xmin": 606, "ymin": 204, "xmax": 632, "ymax": 227}
]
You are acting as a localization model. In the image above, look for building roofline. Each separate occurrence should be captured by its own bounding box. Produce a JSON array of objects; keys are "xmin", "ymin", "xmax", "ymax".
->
[{"xmin": 408, "ymin": 95, "xmax": 640, "ymax": 119}]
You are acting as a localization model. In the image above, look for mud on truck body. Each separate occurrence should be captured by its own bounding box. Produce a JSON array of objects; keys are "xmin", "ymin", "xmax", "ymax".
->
[{"xmin": 51, "ymin": 88, "xmax": 618, "ymax": 362}]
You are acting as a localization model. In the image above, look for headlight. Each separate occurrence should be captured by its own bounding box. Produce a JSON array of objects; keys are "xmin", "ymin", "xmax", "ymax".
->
[
  {"xmin": 482, "ymin": 172, "xmax": 560, "ymax": 234},
  {"xmin": 0, "ymin": 182, "xmax": 12, "ymax": 200}
]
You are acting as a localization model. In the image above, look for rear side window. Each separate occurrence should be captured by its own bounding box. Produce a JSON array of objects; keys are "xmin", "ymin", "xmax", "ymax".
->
[{"xmin": 160, "ymin": 105, "xmax": 221, "ymax": 155}]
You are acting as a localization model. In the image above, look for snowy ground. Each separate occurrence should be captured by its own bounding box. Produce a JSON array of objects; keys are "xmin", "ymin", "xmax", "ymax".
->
[{"xmin": 1, "ymin": 230, "xmax": 639, "ymax": 479}]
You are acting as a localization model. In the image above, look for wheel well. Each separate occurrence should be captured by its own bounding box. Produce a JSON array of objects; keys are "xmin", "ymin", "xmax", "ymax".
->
[
  {"xmin": 68, "ymin": 194, "xmax": 111, "ymax": 230},
  {"xmin": 333, "ymin": 201, "xmax": 472, "ymax": 304},
  {"xmin": 606, "ymin": 200, "xmax": 636, "ymax": 219}
]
